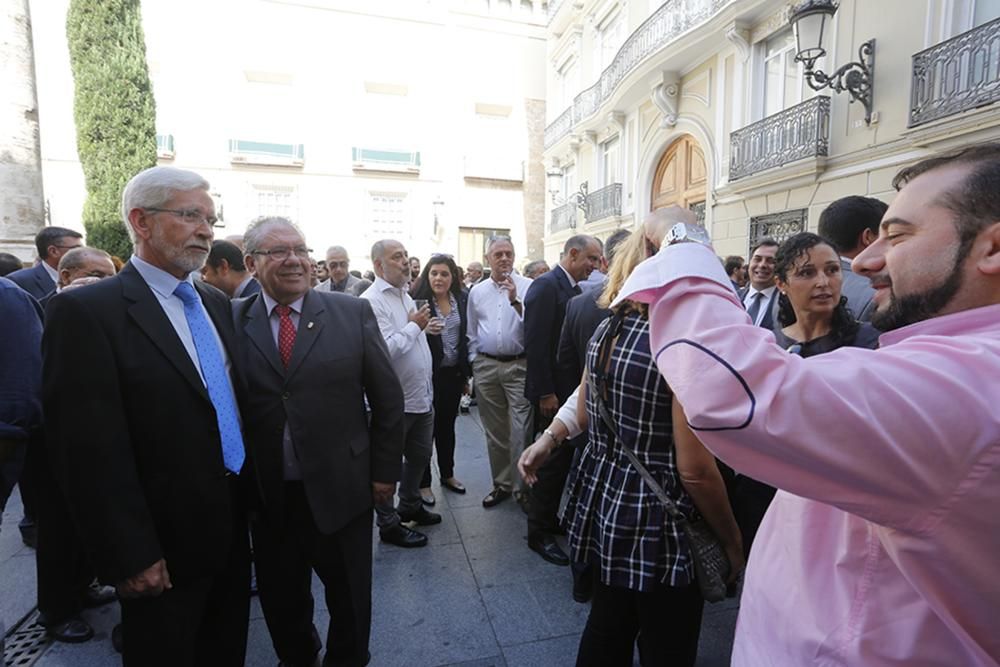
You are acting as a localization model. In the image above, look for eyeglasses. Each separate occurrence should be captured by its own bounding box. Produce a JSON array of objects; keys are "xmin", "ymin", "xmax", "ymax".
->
[
  {"xmin": 327, "ymin": 261, "xmax": 349, "ymax": 269},
  {"xmin": 252, "ymin": 246, "xmax": 313, "ymax": 261},
  {"xmin": 144, "ymin": 207, "xmax": 220, "ymax": 227}
]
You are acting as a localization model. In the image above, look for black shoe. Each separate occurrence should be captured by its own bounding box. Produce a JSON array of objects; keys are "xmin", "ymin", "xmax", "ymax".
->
[
  {"xmin": 380, "ymin": 524, "xmax": 428, "ymax": 548},
  {"xmin": 572, "ymin": 569, "xmax": 594, "ymax": 603},
  {"xmin": 82, "ymin": 581, "xmax": 117, "ymax": 608},
  {"xmin": 398, "ymin": 506, "xmax": 442, "ymax": 526},
  {"xmin": 441, "ymin": 478, "xmax": 466, "ymax": 494},
  {"xmin": 43, "ymin": 617, "xmax": 94, "ymax": 643},
  {"xmin": 482, "ymin": 488, "xmax": 511, "ymax": 508},
  {"xmin": 528, "ymin": 534, "xmax": 569, "ymax": 566}
]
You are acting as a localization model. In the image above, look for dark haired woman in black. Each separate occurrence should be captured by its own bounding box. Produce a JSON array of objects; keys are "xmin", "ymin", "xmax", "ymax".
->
[{"xmin": 413, "ymin": 255, "xmax": 471, "ymax": 503}]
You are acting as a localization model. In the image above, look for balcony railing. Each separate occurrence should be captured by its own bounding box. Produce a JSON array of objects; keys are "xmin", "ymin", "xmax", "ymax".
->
[
  {"xmin": 550, "ymin": 201, "xmax": 577, "ymax": 234},
  {"xmin": 229, "ymin": 140, "xmax": 305, "ymax": 166},
  {"xmin": 729, "ymin": 96, "xmax": 831, "ymax": 181},
  {"xmin": 544, "ymin": 107, "xmax": 574, "ymax": 148},
  {"xmin": 545, "ymin": 0, "xmax": 734, "ymax": 148},
  {"xmin": 909, "ymin": 17, "xmax": 1000, "ymax": 127},
  {"xmin": 586, "ymin": 183, "xmax": 622, "ymax": 221}
]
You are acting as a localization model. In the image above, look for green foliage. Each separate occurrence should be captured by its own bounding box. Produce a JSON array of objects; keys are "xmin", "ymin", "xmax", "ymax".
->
[{"xmin": 66, "ymin": 0, "xmax": 157, "ymax": 260}]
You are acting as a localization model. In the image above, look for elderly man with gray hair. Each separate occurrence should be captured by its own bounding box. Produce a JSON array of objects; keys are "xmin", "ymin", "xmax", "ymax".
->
[
  {"xmin": 315, "ymin": 245, "xmax": 361, "ymax": 294},
  {"xmin": 42, "ymin": 166, "xmax": 250, "ymax": 665}
]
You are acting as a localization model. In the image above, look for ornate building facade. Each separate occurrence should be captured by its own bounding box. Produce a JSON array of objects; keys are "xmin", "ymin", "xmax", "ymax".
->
[{"xmin": 541, "ymin": 0, "xmax": 1000, "ymax": 260}]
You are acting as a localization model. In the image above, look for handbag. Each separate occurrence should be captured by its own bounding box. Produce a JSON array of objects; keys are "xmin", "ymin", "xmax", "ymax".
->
[{"xmin": 589, "ymin": 314, "xmax": 732, "ymax": 603}]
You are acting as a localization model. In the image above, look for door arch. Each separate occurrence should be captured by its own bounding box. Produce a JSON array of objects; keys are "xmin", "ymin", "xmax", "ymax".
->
[{"xmin": 650, "ymin": 135, "xmax": 706, "ymax": 221}]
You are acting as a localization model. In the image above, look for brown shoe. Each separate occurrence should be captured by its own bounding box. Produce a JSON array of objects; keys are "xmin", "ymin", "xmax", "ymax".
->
[{"xmin": 482, "ymin": 488, "xmax": 511, "ymax": 508}]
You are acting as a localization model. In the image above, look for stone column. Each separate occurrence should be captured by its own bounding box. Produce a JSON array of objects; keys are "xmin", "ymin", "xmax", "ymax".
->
[
  {"xmin": 0, "ymin": 0, "xmax": 45, "ymax": 262},
  {"xmin": 522, "ymin": 98, "xmax": 546, "ymax": 261}
]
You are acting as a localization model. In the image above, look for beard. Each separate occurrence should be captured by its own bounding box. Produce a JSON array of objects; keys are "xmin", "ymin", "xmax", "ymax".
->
[
  {"xmin": 149, "ymin": 226, "xmax": 209, "ymax": 276},
  {"xmin": 870, "ymin": 245, "xmax": 966, "ymax": 332}
]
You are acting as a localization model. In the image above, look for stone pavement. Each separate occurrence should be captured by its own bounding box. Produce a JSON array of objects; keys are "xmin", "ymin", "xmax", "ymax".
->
[{"xmin": 2, "ymin": 408, "xmax": 738, "ymax": 666}]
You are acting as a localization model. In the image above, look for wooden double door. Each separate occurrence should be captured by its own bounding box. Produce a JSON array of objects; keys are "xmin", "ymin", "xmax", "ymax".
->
[{"xmin": 651, "ymin": 135, "xmax": 706, "ymax": 223}]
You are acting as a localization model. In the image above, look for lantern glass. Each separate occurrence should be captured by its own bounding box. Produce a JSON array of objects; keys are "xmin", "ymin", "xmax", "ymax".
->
[{"xmin": 791, "ymin": 3, "xmax": 835, "ymax": 66}]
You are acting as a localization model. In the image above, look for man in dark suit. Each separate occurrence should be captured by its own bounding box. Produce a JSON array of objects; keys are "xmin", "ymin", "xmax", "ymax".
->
[
  {"xmin": 315, "ymin": 245, "xmax": 362, "ymax": 294},
  {"xmin": 817, "ymin": 195, "xmax": 887, "ymax": 323},
  {"xmin": 7, "ymin": 227, "xmax": 83, "ymax": 300},
  {"xmin": 738, "ymin": 238, "xmax": 780, "ymax": 331},
  {"xmin": 42, "ymin": 166, "xmax": 251, "ymax": 666},
  {"xmin": 523, "ymin": 234, "xmax": 601, "ymax": 566},
  {"xmin": 234, "ymin": 217, "xmax": 405, "ymax": 667},
  {"xmin": 201, "ymin": 240, "xmax": 260, "ymax": 298}
]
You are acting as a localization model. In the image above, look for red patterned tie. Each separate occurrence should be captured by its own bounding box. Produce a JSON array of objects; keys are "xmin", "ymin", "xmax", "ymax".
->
[{"xmin": 275, "ymin": 304, "xmax": 296, "ymax": 369}]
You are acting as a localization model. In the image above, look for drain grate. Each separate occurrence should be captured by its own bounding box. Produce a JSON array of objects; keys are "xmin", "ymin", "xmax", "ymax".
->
[{"xmin": 3, "ymin": 613, "xmax": 51, "ymax": 667}]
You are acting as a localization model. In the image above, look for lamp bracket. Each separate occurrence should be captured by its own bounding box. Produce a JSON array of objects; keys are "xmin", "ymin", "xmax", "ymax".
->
[{"xmin": 799, "ymin": 38, "xmax": 875, "ymax": 124}]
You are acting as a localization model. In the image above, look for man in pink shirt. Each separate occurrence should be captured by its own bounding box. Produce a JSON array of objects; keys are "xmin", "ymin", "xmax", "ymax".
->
[{"xmin": 616, "ymin": 144, "xmax": 1000, "ymax": 665}]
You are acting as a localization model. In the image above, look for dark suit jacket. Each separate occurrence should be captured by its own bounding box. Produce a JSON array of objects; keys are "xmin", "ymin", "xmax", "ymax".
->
[
  {"xmin": 556, "ymin": 283, "xmax": 610, "ymax": 386},
  {"xmin": 238, "ymin": 277, "xmax": 261, "ymax": 298},
  {"xmin": 41, "ymin": 262, "xmax": 246, "ymax": 586},
  {"xmin": 524, "ymin": 266, "xmax": 580, "ymax": 403},
  {"xmin": 839, "ymin": 259, "xmax": 875, "ymax": 323},
  {"xmin": 0, "ymin": 278, "xmax": 43, "ymax": 443},
  {"xmin": 427, "ymin": 292, "xmax": 471, "ymax": 378},
  {"xmin": 232, "ymin": 290, "xmax": 404, "ymax": 535},
  {"xmin": 8, "ymin": 262, "xmax": 55, "ymax": 300},
  {"xmin": 738, "ymin": 286, "xmax": 780, "ymax": 331}
]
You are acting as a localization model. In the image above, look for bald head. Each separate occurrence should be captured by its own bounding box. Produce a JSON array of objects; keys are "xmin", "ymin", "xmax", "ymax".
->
[{"xmin": 57, "ymin": 247, "xmax": 116, "ymax": 288}]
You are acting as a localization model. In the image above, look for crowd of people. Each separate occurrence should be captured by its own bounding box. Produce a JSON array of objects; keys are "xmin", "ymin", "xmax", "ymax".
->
[{"xmin": 0, "ymin": 142, "xmax": 998, "ymax": 667}]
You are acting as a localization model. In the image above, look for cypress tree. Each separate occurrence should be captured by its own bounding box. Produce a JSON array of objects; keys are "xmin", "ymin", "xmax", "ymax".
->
[{"xmin": 66, "ymin": 0, "xmax": 157, "ymax": 259}]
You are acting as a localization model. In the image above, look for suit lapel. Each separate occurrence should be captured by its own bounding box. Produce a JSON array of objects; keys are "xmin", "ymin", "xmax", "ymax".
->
[
  {"xmin": 244, "ymin": 293, "xmax": 285, "ymax": 378},
  {"xmin": 120, "ymin": 263, "xmax": 210, "ymax": 402},
  {"xmin": 552, "ymin": 266, "xmax": 576, "ymax": 299},
  {"xmin": 284, "ymin": 290, "xmax": 324, "ymax": 381}
]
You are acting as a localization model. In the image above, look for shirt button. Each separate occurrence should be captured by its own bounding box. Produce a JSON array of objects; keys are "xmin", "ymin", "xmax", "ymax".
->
[{"xmin": 282, "ymin": 392, "xmax": 291, "ymax": 400}]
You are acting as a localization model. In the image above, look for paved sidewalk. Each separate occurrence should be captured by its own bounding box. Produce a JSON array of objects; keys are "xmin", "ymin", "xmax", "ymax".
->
[{"xmin": 2, "ymin": 409, "xmax": 737, "ymax": 666}]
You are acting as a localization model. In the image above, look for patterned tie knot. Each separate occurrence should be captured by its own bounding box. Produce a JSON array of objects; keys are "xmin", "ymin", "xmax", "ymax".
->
[
  {"xmin": 275, "ymin": 304, "xmax": 291, "ymax": 317},
  {"xmin": 173, "ymin": 280, "xmax": 199, "ymax": 305}
]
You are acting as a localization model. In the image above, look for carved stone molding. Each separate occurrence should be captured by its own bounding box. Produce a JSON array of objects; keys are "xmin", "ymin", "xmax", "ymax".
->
[
  {"xmin": 725, "ymin": 21, "xmax": 751, "ymax": 62},
  {"xmin": 607, "ymin": 111, "xmax": 626, "ymax": 136},
  {"xmin": 651, "ymin": 71, "xmax": 680, "ymax": 128}
]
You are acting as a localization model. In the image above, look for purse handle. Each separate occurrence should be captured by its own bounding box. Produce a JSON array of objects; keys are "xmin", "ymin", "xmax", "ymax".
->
[{"xmin": 589, "ymin": 312, "xmax": 686, "ymax": 524}]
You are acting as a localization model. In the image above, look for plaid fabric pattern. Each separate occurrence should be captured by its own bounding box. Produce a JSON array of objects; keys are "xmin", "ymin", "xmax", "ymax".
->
[{"xmin": 564, "ymin": 311, "xmax": 695, "ymax": 592}]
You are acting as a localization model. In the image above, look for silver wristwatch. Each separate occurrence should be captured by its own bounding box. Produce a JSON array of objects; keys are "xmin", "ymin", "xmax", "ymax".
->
[{"xmin": 665, "ymin": 222, "xmax": 711, "ymax": 247}]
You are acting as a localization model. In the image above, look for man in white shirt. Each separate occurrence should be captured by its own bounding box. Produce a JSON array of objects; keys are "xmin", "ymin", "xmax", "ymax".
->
[
  {"xmin": 361, "ymin": 239, "xmax": 441, "ymax": 548},
  {"xmin": 466, "ymin": 235, "xmax": 534, "ymax": 509},
  {"xmin": 738, "ymin": 239, "xmax": 780, "ymax": 330}
]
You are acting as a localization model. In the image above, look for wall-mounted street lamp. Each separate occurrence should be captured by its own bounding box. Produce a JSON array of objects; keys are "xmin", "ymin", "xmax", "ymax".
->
[{"xmin": 789, "ymin": 0, "xmax": 875, "ymax": 124}]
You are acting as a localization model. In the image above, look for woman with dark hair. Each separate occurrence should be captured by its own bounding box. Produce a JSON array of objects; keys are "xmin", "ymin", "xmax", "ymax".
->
[
  {"xmin": 413, "ymin": 255, "xmax": 471, "ymax": 503},
  {"xmin": 773, "ymin": 232, "xmax": 879, "ymax": 354},
  {"xmin": 731, "ymin": 232, "xmax": 882, "ymax": 555}
]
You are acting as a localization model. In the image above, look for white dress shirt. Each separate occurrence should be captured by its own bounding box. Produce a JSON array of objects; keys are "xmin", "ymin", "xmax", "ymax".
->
[
  {"xmin": 261, "ymin": 291, "xmax": 306, "ymax": 480},
  {"xmin": 42, "ymin": 261, "xmax": 58, "ymax": 285},
  {"xmin": 466, "ymin": 273, "xmax": 533, "ymax": 361},
  {"xmin": 742, "ymin": 284, "xmax": 777, "ymax": 326},
  {"xmin": 131, "ymin": 255, "xmax": 236, "ymax": 391},
  {"xmin": 360, "ymin": 276, "xmax": 433, "ymax": 413}
]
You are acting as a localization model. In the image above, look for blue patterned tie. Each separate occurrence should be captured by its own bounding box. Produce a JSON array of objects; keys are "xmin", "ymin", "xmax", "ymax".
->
[{"xmin": 173, "ymin": 281, "xmax": 245, "ymax": 473}]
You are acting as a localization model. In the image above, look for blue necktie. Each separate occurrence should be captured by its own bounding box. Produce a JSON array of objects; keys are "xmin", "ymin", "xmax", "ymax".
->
[
  {"xmin": 746, "ymin": 291, "xmax": 764, "ymax": 325},
  {"xmin": 173, "ymin": 281, "xmax": 245, "ymax": 473}
]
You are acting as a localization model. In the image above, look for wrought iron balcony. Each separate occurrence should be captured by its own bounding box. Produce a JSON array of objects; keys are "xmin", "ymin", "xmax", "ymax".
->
[
  {"xmin": 586, "ymin": 183, "xmax": 623, "ymax": 221},
  {"xmin": 544, "ymin": 0, "xmax": 734, "ymax": 148},
  {"xmin": 729, "ymin": 96, "xmax": 831, "ymax": 181},
  {"xmin": 550, "ymin": 201, "xmax": 577, "ymax": 234},
  {"xmin": 909, "ymin": 17, "xmax": 1000, "ymax": 127},
  {"xmin": 544, "ymin": 107, "xmax": 573, "ymax": 149}
]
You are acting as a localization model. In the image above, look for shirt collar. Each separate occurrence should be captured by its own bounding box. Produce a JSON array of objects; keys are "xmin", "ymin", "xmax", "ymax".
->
[
  {"xmin": 557, "ymin": 264, "xmax": 578, "ymax": 288},
  {"xmin": 878, "ymin": 303, "xmax": 1000, "ymax": 347},
  {"xmin": 261, "ymin": 290, "xmax": 304, "ymax": 317},
  {"xmin": 749, "ymin": 284, "xmax": 776, "ymax": 298},
  {"xmin": 373, "ymin": 275, "xmax": 404, "ymax": 295},
  {"xmin": 131, "ymin": 254, "xmax": 193, "ymax": 300},
  {"xmin": 235, "ymin": 274, "xmax": 254, "ymax": 297},
  {"xmin": 42, "ymin": 261, "xmax": 59, "ymax": 284}
]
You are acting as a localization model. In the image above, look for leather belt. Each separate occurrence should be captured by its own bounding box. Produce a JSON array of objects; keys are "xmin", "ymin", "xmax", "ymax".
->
[{"xmin": 479, "ymin": 352, "xmax": 526, "ymax": 362}]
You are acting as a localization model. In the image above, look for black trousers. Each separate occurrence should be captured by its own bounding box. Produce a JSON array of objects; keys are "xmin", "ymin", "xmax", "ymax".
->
[
  {"xmin": 576, "ymin": 579, "xmax": 704, "ymax": 667},
  {"xmin": 421, "ymin": 366, "xmax": 465, "ymax": 486},
  {"xmin": 252, "ymin": 482, "xmax": 373, "ymax": 667},
  {"xmin": 27, "ymin": 432, "xmax": 92, "ymax": 622},
  {"xmin": 120, "ymin": 477, "xmax": 250, "ymax": 667},
  {"xmin": 527, "ymin": 408, "xmax": 575, "ymax": 539}
]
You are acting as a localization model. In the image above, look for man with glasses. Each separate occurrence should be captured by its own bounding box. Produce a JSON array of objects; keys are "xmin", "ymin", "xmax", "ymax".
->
[
  {"xmin": 8, "ymin": 227, "xmax": 84, "ymax": 300},
  {"xmin": 315, "ymin": 245, "xmax": 361, "ymax": 294},
  {"xmin": 42, "ymin": 166, "xmax": 251, "ymax": 665},
  {"xmin": 234, "ymin": 218, "xmax": 404, "ymax": 667}
]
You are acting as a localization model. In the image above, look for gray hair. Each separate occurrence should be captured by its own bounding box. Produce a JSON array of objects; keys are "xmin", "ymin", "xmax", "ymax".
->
[
  {"xmin": 370, "ymin": 239, "xmax": 403, "ymax": 264},
  {"xmin": 326, "ymin": 245, "xmax": 349, "ymax": 259},
  {"xmin": 484, "ymin": 234, "xmax": 513, "ymax": 255},
  {"xmin": 120, "ymin": 167, "xmax": 211, "ymax": 242},
  {"xmin": 244, "ymin": 216, "xmax": 304, "ymax": 255},
  {"xmin": 57, "ymin": 246, "xmax": 112, "ymax": 272}
]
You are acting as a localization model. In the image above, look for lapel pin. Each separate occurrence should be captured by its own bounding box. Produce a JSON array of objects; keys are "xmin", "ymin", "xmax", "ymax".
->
[{"xmin": 307, "ymin": 321, "xmax": 314, "ymax": 329}]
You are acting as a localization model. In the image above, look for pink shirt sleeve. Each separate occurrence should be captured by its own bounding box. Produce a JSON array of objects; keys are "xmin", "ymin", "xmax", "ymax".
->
[{"xmin": 618, "ymin": 243, "xmax": 996, "ymax": 534}]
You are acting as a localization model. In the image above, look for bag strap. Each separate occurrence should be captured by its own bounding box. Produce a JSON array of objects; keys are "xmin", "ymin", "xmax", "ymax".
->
[{"xmin": 590, "ymin": 314, "xmax": 685, "ymax": 523}]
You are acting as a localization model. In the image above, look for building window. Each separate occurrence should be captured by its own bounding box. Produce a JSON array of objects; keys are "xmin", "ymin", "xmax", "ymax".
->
[
  {"xmin": 252, "ymin": 185, "xmax": 298, "ymax": 220},
  {"xmin": 601, "ymin": 136, "xmax": 620, "ymax": 187},
  {"xmin": 561, "ymin": 163, "xmax": 576, "ymax": 202},
  {"xmin": 458, "ymin": 226, "xmax": 510, "ymax": 270},
  {"xmin": 556, "ymin": 58, "xmax": 579, "ymax": 112},
  {"xmin": 975, "ymin": 0, "xmax": 1000, "ymax": 26},
  {"xmin": 368, "ymin": 192, "xmax": 407, "ymax": 238},
  {"xmin": 748, "ymin": 209, "xmax": 807, "ymax": 252},
  {"xmin": 762, "ymin": 29, "xmax": 804, "ymax": 118},
  {"xmin": 597, "ymin": 9, "xmax": 626, "ymax": 72}
]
